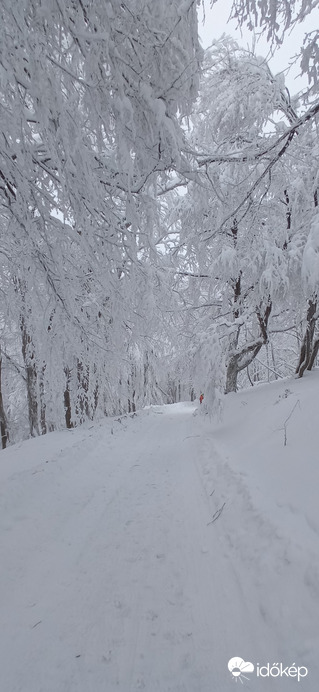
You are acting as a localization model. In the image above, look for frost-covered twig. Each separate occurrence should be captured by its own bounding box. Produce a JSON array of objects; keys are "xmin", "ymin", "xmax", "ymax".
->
[
  {"xmin": 207, "ymin": 502, "xmax": 226, "ymax": 525},
  {"xmin": 1, "ymin": 352, "xmax": 27, "ymax": 381},
  {"xmin": 197, "ymin": 101, "xmax": 319, "ymax": 167},
  {"xmin": 279, "ymin": 400, "xmax": 301, "ymax": 446}
]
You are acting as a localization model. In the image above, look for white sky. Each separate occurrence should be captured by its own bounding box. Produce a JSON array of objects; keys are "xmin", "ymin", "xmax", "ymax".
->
[{"xmin": 197, "ymin": 1, "xmax": 316, "ymax": 95}]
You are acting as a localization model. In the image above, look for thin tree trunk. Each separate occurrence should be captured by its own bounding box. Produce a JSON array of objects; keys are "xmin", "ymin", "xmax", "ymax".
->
[
  {"xmin": 20, "ymin": 316, "xmax": 39, "ymax": 437},
  {"xmin": 64, "ymin": 367, "xmax": 73, "ymax": 429},
  {"xmin": 16, "ymin": 279, "xmax": 39, "ymax": 437},
  {"xmin": 0, "ymin": 357, "xmax": 9, "ymax": 449},
  {"xmin": 76, "ymin": 360, "xmax": 89, "ymax": 422},
  {"xmin": 225, "ymin": 219, "xmax": 242, "ymax": 393},
  {"xmin": 39, "ymin": 364, "xmax": 47, "ymax": 435},
  {"xmin": 271, "ymin": 341, "xmax": 278, "ymax": 380}
]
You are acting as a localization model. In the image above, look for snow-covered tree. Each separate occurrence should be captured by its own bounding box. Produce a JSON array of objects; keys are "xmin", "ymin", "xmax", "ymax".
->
[
  {"xmin": 221, "ymin": 0, "xmax": 319, "ymax": 92},
  {"xmin": 0, "ymin": 0, "xmax": 202, "ymax": 444},
  {"xmin": 168, "ymin": 37, "xmax": 319, "ymax": 398}
]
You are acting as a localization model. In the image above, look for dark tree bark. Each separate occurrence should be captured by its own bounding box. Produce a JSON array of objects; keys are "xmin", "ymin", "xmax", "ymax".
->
[
  {"xmin": 0, "ymin": 356, "xmax": 9, "ymax": 449},
  {"xmin": 308, "ymin": 338, "xmax": 319, "ymax": 371},
  {"xmin": 64, "ymin": 367, "xmax": 73, "ymax": 429},
  {"xmin": 39, "ymin": 364, "xmax": 47, "ymax": 435},
  {"xmin": 20, "ymin": 315, "xmax": 39, "ymax": 437},
  {"xmin": 76, "ymin": 360, "xmax": 89, "ymax": 422},
  {"xmin": 295, "ymin": 298, "xmax": 318, "ymax": 377},
  {"xmin": 225, "ymin": 301, "xmax": 272, "ymax": 393},
  {"xmin": 296, "ymin": 188, "xmax": 319, "ymax": 377},
  {"xmin": 225, "ymin": 218, "xmax": 244, "ymax": 393},
  {"xmin": 283, "ymin": 188, "xmax": 291, "ymax": 250}
]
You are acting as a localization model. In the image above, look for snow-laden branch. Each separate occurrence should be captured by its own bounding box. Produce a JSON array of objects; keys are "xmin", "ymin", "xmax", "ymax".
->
[{"xmin": 196, "ymin": 100, "xmax": 319, "ymax": 167}]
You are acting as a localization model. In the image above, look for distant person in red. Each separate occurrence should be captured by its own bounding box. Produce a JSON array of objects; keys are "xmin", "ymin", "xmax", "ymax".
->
[{"xmin": 199, "ymin": 393, "xmax": 204, "ymax": 404}]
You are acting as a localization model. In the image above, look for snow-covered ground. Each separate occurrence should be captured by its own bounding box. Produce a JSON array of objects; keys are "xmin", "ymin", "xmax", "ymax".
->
[{"xmin": 1, "ymin": 374, "xmax": 319, "ymax": 691}]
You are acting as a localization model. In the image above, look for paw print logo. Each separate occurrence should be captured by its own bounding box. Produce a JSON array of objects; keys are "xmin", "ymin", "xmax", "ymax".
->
[{"xmin": 228, "ymin": 657, "xmax": 254, "ymax": 683}]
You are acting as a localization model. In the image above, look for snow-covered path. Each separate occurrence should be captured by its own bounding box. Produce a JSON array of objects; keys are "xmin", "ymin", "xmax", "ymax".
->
[{"xmin": 0, "ymin": 402, "xmax": 317, "ymax": 691}]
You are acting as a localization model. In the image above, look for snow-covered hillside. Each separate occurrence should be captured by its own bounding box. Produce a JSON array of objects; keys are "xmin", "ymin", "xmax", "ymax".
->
[{"xmin": 1, "ymin": 374, "xmax": 318, "ymax": 691}]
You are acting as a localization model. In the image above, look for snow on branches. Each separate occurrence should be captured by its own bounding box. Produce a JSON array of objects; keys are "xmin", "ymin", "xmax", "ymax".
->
[{"xmin": 0, "ymin": 0, "xmax": 201, "ymax": 442}]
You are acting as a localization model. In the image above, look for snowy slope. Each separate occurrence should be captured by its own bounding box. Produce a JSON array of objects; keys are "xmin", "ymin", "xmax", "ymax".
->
[{"xmin": 0, "ymin": 377, "xmax": 318, "ymax": 691}]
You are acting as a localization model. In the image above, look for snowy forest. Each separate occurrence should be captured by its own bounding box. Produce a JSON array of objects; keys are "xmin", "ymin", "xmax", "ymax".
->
[{"xmin": 0, "ymin": 0, "xmax": 319, "ymax": 448}]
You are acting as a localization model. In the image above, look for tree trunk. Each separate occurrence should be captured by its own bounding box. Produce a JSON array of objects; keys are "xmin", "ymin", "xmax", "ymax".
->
[
  {"xmin": 76, "ymin": 360, "xmax": 90, "ymax": 422},
  {"xmin": 295, "ymin": 298, "xmax": 318, "ymax": 377},
  {"xmin": 20, "ymin": 316, "xmax": 39, "ymax": 437},
  {"xmin": 307, "ymin": 338, "xmax": 319, "ymax": 371},
  {"xmin": 225, "ymin": 358, "xmax": 239, "ymax": 394},
  {"xmin": 225, "ymin": 302, "xmax": 272, "ymax": 393},
  {"xmin": 296, "ymin": 191, "xmax": 319, "ymax": 377},
  {"xmin": 225, "ymin": 219, "xmax": 243, "ymax": 393},
  {"xmin": 39, "ymin": 364, "xmax": 47, "ymax": 435},
  {"xmin": 0, "ymin": 357, "xmax": 9, "ymax": 449},
  {"xmin": 64, "ymin": 367, "xmax": 73, "ymax": 429}
]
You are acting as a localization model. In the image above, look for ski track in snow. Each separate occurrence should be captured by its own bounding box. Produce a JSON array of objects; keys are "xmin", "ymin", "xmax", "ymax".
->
[{"xmin": 0, "ymin": 403, "xmax": 317, "ymax": 691}]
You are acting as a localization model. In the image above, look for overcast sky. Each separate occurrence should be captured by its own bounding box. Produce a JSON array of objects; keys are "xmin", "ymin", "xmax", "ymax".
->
[{"xmin": 198, "ymin": 1, "xmax": 315, "ymax": 94}]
